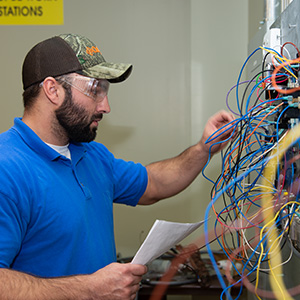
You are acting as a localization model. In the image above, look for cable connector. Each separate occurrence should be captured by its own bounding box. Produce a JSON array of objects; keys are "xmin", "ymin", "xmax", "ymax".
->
[{"xmin": 282, "ymin": 95, "xmax": 293, "ymax": 102}]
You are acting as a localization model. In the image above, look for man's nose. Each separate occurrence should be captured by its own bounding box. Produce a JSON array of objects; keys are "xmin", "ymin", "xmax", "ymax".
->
[{"xmin": 96, "ymin": 95, "xmax": 111, "ymax": 114}]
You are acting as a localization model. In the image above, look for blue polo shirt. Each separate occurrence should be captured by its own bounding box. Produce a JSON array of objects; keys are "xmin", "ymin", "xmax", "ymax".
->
[{"xmin": 0, "ymin": 118, "xmax": 148, "ymax": 277}]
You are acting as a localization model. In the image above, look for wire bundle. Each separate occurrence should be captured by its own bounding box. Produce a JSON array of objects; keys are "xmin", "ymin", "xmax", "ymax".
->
[{"xmin": 203, "ymin": 43, "xmax": 300, "ymax": 300}]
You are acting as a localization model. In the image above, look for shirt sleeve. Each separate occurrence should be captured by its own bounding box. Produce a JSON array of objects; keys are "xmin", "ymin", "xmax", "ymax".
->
[
  {"xmin": 112, "ymin": 158, "xmax": 148, "ymax": 206},
  {"xmin": 0, "ymin": 192, "xmax": 27, "ymax": 268},
  {"xmin": 85, "ymin": 142, "xmax": 148, "ymax": 207}
]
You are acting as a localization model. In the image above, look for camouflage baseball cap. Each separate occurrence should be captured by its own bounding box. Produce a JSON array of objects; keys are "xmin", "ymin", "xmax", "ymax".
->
[{"xmin": 22, "ymin": 33, "xmax": 132, "ymax": 90}]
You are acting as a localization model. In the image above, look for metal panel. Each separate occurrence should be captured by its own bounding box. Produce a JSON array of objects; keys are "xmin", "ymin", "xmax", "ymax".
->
[{"xmin": 281, "ymin": 0, "xmax": 300, "ymax": 59}]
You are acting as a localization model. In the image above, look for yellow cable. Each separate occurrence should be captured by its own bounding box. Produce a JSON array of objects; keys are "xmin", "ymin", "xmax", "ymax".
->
[
  {"xmin": 260, "ymin": 46, "xmax": 298, "ymax": 80},
  {"xmin": 261, "ymin": 123, "xmax": 300, "ymax": 300},
  {"xmin": 256, "ymin": 201, "xmax": 299, "ymax": 299}
]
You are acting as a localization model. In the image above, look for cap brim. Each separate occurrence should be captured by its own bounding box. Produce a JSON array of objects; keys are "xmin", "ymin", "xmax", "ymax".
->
[{"xmin": 81, "ymin": 62, "xmax": 133, "ymax": 83}]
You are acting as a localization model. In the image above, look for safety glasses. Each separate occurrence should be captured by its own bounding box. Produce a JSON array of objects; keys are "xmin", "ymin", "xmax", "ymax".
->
[{"xmin": 60, "ymin": 74, "xmax": 110, "ymax": 101}]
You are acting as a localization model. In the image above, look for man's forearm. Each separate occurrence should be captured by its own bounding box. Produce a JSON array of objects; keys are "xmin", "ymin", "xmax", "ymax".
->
[
  {"xmin": 139, "ymin": 110, "xmax": 235, "ymax": 205},
  {"xmin": 0, "ymin": 262, "xmax": 146, "ymax": 300},
  {"xmin": 140, "ymin": 143, "xmax": 209, "ymax": 204},
  {"xmin": 0, "ymin": 268, "xmax": 90, "ymax": 300}
]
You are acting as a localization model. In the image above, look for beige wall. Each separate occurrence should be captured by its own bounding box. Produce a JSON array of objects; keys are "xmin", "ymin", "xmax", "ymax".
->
[
  {"xmin": 248, "ymin": 0, "xmax": 265, "ymax": 40},
  {"xmin": 188, "ymin": 0, "xmax": 248, "ymax": 247},
  {"xmin": 0, "ymin": 1, "xmax": 248, "ymax": 260}
]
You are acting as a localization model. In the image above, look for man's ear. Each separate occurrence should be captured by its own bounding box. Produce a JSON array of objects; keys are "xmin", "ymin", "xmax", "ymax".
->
[{"xmin": 41, "ymin": 77, "xmax": 63, "ymax": 105}]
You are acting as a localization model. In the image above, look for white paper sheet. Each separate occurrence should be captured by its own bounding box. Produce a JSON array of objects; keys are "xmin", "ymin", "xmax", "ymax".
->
[{"xmin": 131, "ymin": 219, "xmax": 204, "ymax": 265}]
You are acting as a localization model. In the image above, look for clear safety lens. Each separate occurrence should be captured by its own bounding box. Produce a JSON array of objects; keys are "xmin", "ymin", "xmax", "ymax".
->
[{"xmin": 61, "ymin": 74, "xmax": 109, "ymax": 101}]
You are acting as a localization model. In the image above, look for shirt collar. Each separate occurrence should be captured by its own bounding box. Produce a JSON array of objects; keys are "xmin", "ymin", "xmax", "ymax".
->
[{"xmin": 12, "ymin": 118, "xmax": 86, "ymax": 162}]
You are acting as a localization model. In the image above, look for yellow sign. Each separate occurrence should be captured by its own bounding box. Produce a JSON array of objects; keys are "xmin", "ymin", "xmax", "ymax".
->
[{"xmin": 0, "ymin": 0, "xmax": 64, "ymax": 25}]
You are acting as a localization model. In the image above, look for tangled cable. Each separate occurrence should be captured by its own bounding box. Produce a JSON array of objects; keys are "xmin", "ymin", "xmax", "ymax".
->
[
  {"xmin": 146, "ymin": 43, "xmax": 300, "ymax": 300},
  {"xmin": 202, "ymin": 43, "xmax": 300, "ymax": 300}
]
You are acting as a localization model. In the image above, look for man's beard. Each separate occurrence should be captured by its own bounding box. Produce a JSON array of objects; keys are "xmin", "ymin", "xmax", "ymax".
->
[{"xmin": 55, "ymin": 89, "xmax": 102, "ymax": 143}]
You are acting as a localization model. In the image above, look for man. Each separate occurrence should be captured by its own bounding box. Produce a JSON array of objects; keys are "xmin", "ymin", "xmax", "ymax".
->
[{"xmin": 0, "ymin": 34, "xmax": 234, "ymax": 300}]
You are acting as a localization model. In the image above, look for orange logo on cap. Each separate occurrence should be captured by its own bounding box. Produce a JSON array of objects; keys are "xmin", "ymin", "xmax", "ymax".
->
[{"xmin": 86, "ymin": 46, "xmax": 101, "ymax": 56}]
